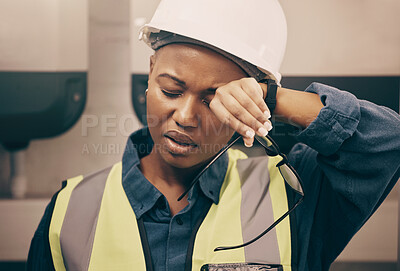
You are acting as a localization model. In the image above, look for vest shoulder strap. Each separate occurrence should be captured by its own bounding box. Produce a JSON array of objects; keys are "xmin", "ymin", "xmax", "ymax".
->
[
  {"xmin": 191, "ymin": 149, "xmax": 292, "ymax": 271},
  {"xmin": 48, "ymin": 162, "xmax": 147, "ymax": 271},
  {"xmin": 49, "ymin": 175, "xmax": 83, "ymax": 271}
]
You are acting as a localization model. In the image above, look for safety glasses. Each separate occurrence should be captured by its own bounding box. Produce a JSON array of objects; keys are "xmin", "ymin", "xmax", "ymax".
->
[{"xmin": 178, "ymin": 133, "xmax": 304, "ymax": 252}]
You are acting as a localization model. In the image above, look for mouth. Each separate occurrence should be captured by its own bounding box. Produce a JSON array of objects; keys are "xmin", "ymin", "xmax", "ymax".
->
[{"xmin": 164, "ymin": 130, "xmax": 198, "ymax": 155}]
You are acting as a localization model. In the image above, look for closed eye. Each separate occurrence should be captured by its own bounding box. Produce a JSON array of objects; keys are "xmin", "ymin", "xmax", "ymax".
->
[
  {"xmin": 161, "ymin": 88, "xmax": 211, "ymax": 107},
  {"xmin": 161, "ymin": 89, "xmax": 182, "ymax": 98}
]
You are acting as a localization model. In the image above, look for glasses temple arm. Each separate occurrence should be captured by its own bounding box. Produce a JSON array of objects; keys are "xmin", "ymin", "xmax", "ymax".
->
[
  {"xmin": 177, "ymin": 134, "xmax": 242, "ymax": 201},
  {"xmin": 214, "ymin": 196, "xmax": 303, "ymax": 252}
]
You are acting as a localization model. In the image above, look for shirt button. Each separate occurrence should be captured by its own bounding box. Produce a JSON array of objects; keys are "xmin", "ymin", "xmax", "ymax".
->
[{"xmin": 176, "ymin": 217, "xmax": 183, "ymax": 225}]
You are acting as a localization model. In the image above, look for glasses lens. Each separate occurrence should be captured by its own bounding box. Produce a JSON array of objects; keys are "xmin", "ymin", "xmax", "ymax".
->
[
  {"xmin": 255, "ymin": 136, "xmax": 278, "ymax": 156},
  {"xmin": 278, "ymin": 164, "xmax": 304, "ymax": 196}
]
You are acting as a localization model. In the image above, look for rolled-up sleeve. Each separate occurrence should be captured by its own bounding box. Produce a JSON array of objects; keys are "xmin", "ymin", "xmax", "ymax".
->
[
  {"xmin": 288, "ymin": 82, "xmax": 400, "ymax": 270},
  {"xmin": 296, "ymin": 82, "xmax": 361, "ymax": 156}
]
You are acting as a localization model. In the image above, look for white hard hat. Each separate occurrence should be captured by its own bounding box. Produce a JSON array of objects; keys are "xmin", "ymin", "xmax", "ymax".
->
[{"xmin": 139, "ymin": 0, "xmax": 287, "ymax": 83}]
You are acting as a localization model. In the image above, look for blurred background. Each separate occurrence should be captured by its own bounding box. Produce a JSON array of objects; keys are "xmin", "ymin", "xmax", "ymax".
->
[{"xmin": 0, "ymin": 0, "xmax": 399, "ymax": 270}]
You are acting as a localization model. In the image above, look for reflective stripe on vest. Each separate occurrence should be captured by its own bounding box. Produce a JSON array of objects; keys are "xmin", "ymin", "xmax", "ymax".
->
[
  {"xmin": 49, "ymin": 149, "xmax": 292, "ymax": 271},
  {"xmin": 191, "ymin": 150, "xmax": 292, "ymax": 271}
]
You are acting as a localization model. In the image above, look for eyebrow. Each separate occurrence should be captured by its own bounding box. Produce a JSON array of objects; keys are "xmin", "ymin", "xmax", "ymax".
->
[{"xmin": 157, "ymin": 73, "xmax": 186, "ymax": 87}]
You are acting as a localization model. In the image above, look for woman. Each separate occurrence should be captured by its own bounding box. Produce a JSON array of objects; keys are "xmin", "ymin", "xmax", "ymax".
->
[{"xmin": 28, "ymin": 0, "xmax": 400, "ymax": 270}]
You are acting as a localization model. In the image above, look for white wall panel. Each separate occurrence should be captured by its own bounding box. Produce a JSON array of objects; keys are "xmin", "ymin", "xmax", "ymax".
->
[
  {"xmin": 280, "ymin": 0, "xmax": 400, "ymax": 76},
  {"xmin": 0, "ymin": 0, "xmax": 87, "ymax": 71},
  {"xmin": 58, "ymin": 0, "xmax": 88, "ymax": 71},
  {"xmin": 130, "ymin": 0, "xmax": 160, "ymax": 74}
]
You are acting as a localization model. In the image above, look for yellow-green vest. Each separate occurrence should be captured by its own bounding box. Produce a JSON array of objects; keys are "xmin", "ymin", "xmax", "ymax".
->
[{"xmin": 48, "ymin": 149, "xmax": 295, "ymax": 271}]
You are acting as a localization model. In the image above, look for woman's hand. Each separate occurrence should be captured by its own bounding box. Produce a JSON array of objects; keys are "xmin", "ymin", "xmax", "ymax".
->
[{"xmin": 209, "ymin": 78, "xmax": 273, "ymax": 147}]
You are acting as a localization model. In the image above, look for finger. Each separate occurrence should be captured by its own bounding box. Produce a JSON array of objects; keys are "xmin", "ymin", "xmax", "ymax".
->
[
  {"xmin": 243, "ymin": 136, "xmax": 254, "ymax": 148},
  {"xmin": 228, "ymin": 85, "xmax": 271, "ymax": 129},
  {"xmin": 209, "ymin": 100, "xmax": 255, "ymax": 147},
  {"xmin": 219, "ymin": 94, "xmax": 271, "ymax": 137},
  {"xmin": 239, "ymin": 78, "xmax": 271, "ymax": 118}
]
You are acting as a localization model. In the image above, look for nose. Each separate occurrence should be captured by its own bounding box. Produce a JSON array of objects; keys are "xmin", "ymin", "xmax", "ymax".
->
[{"xmin": 172, "ymin": 95, "xmax": 200, "ymax": 129}]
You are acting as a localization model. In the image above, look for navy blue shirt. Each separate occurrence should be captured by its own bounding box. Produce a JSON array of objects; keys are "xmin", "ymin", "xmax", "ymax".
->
[
  {"xmin": 28, "ymin": 83, "xmax": 400, "ymax": 271},
  {"xmin": 121, "ymin": 128, "xmax": 228, "ymax": 271}
]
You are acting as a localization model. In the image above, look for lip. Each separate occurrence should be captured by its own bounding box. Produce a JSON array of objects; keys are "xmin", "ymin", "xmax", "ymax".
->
[
  {"xmin": 164, "ymin": 130, "xmax": 198, "ymax": 146},
  {"xmin": 164, "ymin": 130, "xmax": 198, "ymax": 155}
]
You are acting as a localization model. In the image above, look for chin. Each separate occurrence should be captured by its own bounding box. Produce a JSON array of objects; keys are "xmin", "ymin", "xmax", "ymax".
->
[{"xmin": 161, "ymin": 151, "xmax": 207, "ymax": 169}]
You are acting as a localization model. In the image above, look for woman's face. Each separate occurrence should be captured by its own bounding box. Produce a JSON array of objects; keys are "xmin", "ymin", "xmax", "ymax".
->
[{"xmin": 147, "ymin": 43, "xmax": 247, "ymax": 169}]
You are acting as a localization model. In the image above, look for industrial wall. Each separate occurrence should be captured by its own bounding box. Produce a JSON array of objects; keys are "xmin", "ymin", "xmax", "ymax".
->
[{"xmin": 0, "ymin": 0, "xmax": 399, "ymax": 266}]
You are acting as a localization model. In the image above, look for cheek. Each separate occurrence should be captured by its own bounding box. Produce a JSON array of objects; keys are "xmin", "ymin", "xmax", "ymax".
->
[
  {"xmin": 200, "ymin": 112, "xmax": 235, "ymax": 145},
  {"xmin": 146, "ymin": 90, "xmax": 171, "ymax": 127}
]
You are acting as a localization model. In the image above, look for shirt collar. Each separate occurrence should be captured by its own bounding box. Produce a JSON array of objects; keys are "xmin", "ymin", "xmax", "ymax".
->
[
  {"xmin": 122, "ymin": 127, "xmax": 229, "ymax": 217},
  {"xmin": 197, "ymin": 151, "xmax": 228, "ymax": 204}
]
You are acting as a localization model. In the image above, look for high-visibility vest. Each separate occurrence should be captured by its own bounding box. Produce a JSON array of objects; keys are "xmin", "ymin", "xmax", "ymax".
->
[{"xmin": 48, "ymin": 149, "xmax": 295, "ymax": 271}]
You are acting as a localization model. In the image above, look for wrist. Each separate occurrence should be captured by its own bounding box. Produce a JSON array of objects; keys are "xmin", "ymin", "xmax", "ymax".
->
[
  {"xmin": 274, "ymin": 87, "xmax": 324, "ymax": 128},
  {"xmin": 259, "ymin": 79, "xmax": 278, "ymax": 115},
  {"xmin": 259, "ymin": 83, "xmax": 268, "ymax": 99}
]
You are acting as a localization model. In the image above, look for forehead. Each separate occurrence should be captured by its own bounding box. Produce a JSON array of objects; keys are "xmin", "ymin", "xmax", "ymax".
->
[{"xmin": 153, "ymin": 43, "xmax": 247, "ymax": 86}]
